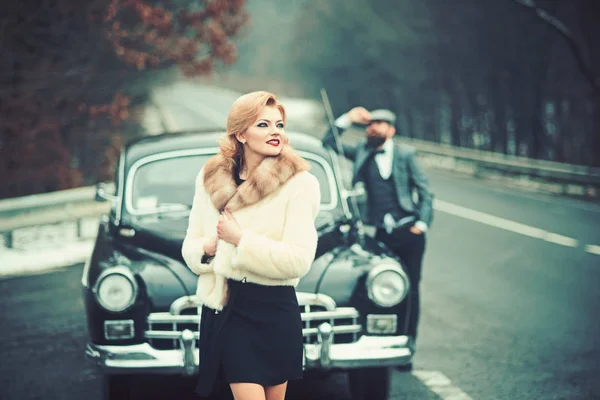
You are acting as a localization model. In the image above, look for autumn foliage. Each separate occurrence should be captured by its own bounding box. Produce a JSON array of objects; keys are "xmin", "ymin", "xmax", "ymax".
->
[{"xmin": 0, "ymin": 0, "xmax": 248, "ymax": 199}]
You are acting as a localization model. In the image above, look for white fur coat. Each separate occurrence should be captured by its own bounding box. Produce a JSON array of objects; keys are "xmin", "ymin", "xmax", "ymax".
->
[{"xmin": 181, "ymin": 145, "xmax": 321, "ymax": 311}]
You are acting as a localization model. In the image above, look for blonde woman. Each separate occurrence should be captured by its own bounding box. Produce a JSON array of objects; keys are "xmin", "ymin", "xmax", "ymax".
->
[{"xmin": 182, "ymin": 91, "xmax": 321, "ymax": 400}]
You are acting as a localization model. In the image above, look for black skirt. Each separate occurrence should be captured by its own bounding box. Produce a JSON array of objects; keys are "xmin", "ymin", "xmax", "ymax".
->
[{"xmin": 195, "ymin": 279, "xmax": 304, "ymax": 397}]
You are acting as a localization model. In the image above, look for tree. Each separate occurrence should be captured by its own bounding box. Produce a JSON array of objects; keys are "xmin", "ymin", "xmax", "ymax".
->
[
  {"xmin": 511, "ymin": 0, "xmax": 600, "ymax": 166},
  {"xmin": 288, "ymin": 0, "xmax": 598, "ymax": 166},
  {"xmin": 0, "ymin": 0, "xmax": 248, "ymax": 199}
]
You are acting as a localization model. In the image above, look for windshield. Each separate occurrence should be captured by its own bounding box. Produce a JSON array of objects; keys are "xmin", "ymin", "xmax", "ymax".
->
[{"xmin": 125, "ymin": 152, "xmax": 338, "ymax": 216}]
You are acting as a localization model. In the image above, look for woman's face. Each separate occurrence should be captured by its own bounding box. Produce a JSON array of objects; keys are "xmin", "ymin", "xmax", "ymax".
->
[{"xmin": 237, "ymin": 105, "xmax": 284, "ymax": 157}]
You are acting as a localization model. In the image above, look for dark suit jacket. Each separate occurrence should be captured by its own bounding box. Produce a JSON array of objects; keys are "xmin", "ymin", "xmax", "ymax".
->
[{"xmin": 322, "ymin": 127, "xmax": 434, "ymax": 227}]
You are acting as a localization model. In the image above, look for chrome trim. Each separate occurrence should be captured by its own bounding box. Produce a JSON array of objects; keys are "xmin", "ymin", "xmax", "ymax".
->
[
  {"xmin": 146, "ymin": 330, "xmax": 199, "ymax": 340},
  {"xmin": 366, "ymin": 314, "xmax": 398, "ymax": 334},
  {"xmin": 123, "ymin": 147, "xmax": 339, "ymax": 218},
  {"xmin": 301, "ymin": 307, "xmax": 358, "ymax": 321},
  {"xmin": 317, "ymin": 322, "xmax": 333, "ymax": 369},
  {"xmin": 169, "ymin": 295, "xmax": 201, "ymax": 315},
  {"xmin": 115, "ymin": 151, "xmax": 125, "ymax": 226},
  {"xmin": 81, "ymin": 254, "xmax": 91, "ymax": 288},
  {"xmin": 123, "ymin": 148, "xmax": 339, "ymax": 216},
  {"xmin": 104, "ymin": 320, "xmax": 135, "ymax": 340},
  {"xmin": 144, "ymin": 319, "xmax": 360, "ymax": 342},
  {"xmin": 150, "ymin": 313, "xmax": 198, "ymax": 324},
  {"xmin": 296, "ymin": 292, "xmax": 337, "ymax": 311},
  {"xmin": 92, "ymin": 266, "xmax": 138, "ymax": 313},
  {"xmin": 85, "ymin": 335, "xmax": 413, "ymax": 374},
  {"xmin": 168, "ymin": 293, "xmax": 338, "ymax": 315},
  {"xmin": 303, "ymin": 335, "xmax": 412, "ymax": 369},
  {"xmin": 303, "ymin": 324, "xmax": 361, "ymax": 336},
  {"xmin": 96, "ymin": 183, "xmax": 118, "ymax": 202},
  {"xmin": 366, "ymin": 263, "xmax": 410, "ymax": 307},
  {"xmin": 180, "ymin": 329, "xmax": 196, "ymax": 376},
  {"xmin": 326, "ymin": 148, "xmax": 352, "ymax": 219},
  {"xmin": 85, "ymin": 342, "xmax": 199, "ymax": 376},
  {"xmin": 147, "ymin": 308, "xmax": 359, "ymax": 326},
  {"xmin": 125, "ymin": 148, "xmax": 219, "ymax": 216},
  {"xmin": 146, "ymin": 293, "xmax": 356, "ymax": 351},
  {"xmin": 296, "ymin": 150, "xmax": 339, "ymax": 211}
]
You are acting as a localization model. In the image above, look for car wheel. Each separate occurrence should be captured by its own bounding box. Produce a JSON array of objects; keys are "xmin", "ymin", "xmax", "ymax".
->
[
  {"xmin": 103, "ymin": 375, "xmax": 135, "ymax": 400},
  {"xmin": 348, "ymin": 367, "xmax": 390, "ymax": 400}
]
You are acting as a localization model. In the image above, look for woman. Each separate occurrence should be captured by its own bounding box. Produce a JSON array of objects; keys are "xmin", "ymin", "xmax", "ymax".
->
[{"xmin": 181, "ymin": 91, "xmax": 321, "ymax": 400}]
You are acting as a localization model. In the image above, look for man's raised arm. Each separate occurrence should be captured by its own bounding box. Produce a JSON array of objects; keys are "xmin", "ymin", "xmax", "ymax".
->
[{"xmin": 321, "ymin": 107, "xmax": 371, "ymax": 161}]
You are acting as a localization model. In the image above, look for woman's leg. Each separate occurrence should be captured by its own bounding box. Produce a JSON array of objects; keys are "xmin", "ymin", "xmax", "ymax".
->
[
  {"xmin": 264, "ymin": 381, "xmax": 288, "ymax": 400},
  {"xmin": 229, "ymin": 382, "xmax": 266, "ymax": 400}
]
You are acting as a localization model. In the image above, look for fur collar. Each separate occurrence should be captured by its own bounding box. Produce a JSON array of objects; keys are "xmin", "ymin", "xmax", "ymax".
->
[{"xmin": 203, "ymin": 145, "xmax": 310, "ymax": 212}]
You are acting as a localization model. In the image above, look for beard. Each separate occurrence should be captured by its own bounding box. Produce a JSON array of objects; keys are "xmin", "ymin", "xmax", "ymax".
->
[{"xmin": 366, "ymin": 135, "xmax": 386, "ymax": 148}]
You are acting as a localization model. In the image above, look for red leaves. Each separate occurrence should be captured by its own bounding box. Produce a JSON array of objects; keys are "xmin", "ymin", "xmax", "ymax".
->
[
  {"xmin": 82, "ymin": 93, "xmax": 130, "ymax": 126},
  {"xmin": 2, "ymin": 0, "xmax": 248, "ymax": 199},
  {"xmin": 105, "ymin": 0, "xmax": 248, "ymax": 74}
]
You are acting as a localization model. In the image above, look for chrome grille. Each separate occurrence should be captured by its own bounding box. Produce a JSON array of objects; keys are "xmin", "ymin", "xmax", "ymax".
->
[
  {"xmin": 145, "ymin": 293, "xmax": 362, "ymax": 350},
  {"xmin": 301, "ymin": 304, "xmax": 360, "ymax": 344},
  {"xmin": 146, "ymin": 312, "xmax": 199, "ymax": 350}
]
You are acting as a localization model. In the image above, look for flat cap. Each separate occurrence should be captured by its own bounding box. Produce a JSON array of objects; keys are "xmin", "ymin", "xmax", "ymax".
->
[{"xmin": 369, "ymin": 109, "xmax": 396, "ymax": 124}]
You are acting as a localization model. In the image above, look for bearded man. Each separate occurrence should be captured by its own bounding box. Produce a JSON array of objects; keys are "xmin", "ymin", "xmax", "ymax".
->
[{"xmin": 321, "ymin": 106, "xmax": 434, "ymax": 361}]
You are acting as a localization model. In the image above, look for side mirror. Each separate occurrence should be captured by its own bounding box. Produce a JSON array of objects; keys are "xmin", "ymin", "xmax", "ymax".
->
[
  {"xmin": 95, "ymin": 182, "xmax": 117, "ymax": 203},
  {"xmin": 344, "ymin": 182, "xmax": 367, "ymax": 203}
]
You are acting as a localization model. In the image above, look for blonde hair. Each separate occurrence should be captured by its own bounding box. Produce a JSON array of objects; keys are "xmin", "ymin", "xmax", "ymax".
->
[{"xmin": 218, "ymin": 91, "xmax": 288, "ymax": 159}]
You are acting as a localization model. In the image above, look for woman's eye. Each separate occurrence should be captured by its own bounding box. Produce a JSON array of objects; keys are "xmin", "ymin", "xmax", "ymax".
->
[
  {"xmin": 257, "ymin": 122, "xmax": 268, "ymax": 127},
  {"xmin": 277, "ymin": 123, "xmax": 284, "ymax": 129}
]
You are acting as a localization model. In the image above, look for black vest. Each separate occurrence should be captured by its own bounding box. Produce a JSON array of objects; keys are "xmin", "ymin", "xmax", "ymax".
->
[{"xmin": 362, "ymin": 155, "xmax": 410, "ymax": 226}]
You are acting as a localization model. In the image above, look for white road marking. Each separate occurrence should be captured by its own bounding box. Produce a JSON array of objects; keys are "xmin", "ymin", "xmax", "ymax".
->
[
  {"xmin": 412, "ymin": 370, "xmax": 473, "ymax": 400},
  {"xmin": 434, "ymin": 199, "xmax": 600, "ymax": 254},
  {"xmin": 585, "ymin": 244, "xmax": 600, "ymax": 256},
  {"xmin": 544, "ymin": 233, "xmax": 578, "ymax": 248}
]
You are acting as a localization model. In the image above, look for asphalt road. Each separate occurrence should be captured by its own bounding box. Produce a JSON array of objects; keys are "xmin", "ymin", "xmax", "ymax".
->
[
  {"xmin": 2, "ymin": 167, "xmax": 599, "ymax": 400},
  {"xmin": 418, "ymin": 170, "xmax": 600, "ymax": 400}
]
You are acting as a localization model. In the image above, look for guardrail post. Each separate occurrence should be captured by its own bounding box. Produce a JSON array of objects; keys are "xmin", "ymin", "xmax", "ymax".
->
[
  {"xmin": 2, "ymin": 232, "xmax": 12, "ymax": 250},
  {"xmin": 76, "ymin": 218, "xmax": 82, "ymax": 239}
]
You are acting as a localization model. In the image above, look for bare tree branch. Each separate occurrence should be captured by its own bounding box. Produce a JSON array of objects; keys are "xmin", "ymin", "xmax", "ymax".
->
[{"xmin": 512, "ymin": 0, "xmax": 600, "ymax": 92}]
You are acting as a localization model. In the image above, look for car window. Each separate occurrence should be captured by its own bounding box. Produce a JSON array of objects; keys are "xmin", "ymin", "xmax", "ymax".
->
[{"xmin": 127, "ymin": 153, "xmax": 336, "ymax": 214}]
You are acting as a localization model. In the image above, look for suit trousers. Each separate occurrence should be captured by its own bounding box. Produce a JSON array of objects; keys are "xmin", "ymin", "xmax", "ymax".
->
[{"xmin": 375, "ymin": 224, "xmax": 426, "ymax": 340}]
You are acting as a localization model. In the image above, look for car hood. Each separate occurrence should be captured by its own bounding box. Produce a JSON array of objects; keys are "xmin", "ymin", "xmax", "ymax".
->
[
  {"xmin": 125, "ymin": 216, "xmax": 198, "ymax": 294},
  {"xmin": 128, "ymin": 216, "xmax": 188, "ymax": 260},
  {"xmin": 296, "ymin": 234, "xmax": 390, "ymax": 307}
]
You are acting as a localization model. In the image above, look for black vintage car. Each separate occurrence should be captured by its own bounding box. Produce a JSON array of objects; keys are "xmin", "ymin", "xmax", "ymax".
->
[{"xmin": 83, "ymin": 129, "xmax": 414, "ymax": 400}]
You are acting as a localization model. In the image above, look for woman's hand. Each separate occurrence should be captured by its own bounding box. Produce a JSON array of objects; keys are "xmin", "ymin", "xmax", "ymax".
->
[
  {"xmin": 217, "ymin": 210, "xmax": 242, "ymax": 246},
  {"xmin": 203, "ymin": 236, "xmax": 218, "ymax": 256}
]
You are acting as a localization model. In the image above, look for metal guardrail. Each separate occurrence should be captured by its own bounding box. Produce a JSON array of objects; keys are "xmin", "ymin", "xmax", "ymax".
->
[
  {"xmin": 1, "ymin": 135, "xmax": 598, "ymax": 251},
  {"xmin": 400, "ymin": 136, "xmax": 600, "ymax": 186},
  {"xmin": 0, "ymin": 185, "xmax": 112, "ymax": 233},
  {"xmin": 343, "ymin": 129, "xmax": 600, "ymax": 198},
  {"xmin": 0, "ymin": 184, "xmax": 113, "ymax": 251}
]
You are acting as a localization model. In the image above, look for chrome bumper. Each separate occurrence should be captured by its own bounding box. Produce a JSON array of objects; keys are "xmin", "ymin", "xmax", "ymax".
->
[{"xmin": 85, "ymin": 324, "xmax": 413, "ymax": 376}]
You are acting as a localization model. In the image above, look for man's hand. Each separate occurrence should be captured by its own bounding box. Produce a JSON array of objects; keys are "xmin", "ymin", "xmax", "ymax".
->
[
  {"xmin": 203, "ymin": 236, "xmax": 218, "ymax": 257},
  {"xmin": 217, "ymin": 210, "xmax": 242, "ymax": 246},
  {"xmin": 409, "ymin": 226, "xmax": 423, "ymax": 235},
  {"xmin": 348, "ymin": 107, "xmax": 371, "ymax": 125}
]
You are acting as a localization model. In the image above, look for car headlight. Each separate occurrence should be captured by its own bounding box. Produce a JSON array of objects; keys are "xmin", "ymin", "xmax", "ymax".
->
[
  {"xmin": 366, "ymin": 263, "xmax": 410, "ymax": 307},
  {"xmin": 93, "ymin": 267, "xmax": 138, "ymax": 312}
]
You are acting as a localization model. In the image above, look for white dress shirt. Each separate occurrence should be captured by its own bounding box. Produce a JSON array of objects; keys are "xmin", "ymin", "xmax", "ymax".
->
[{"xmin": 374, "ymin": 139, "xmax": 394, "ymax": 180}]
